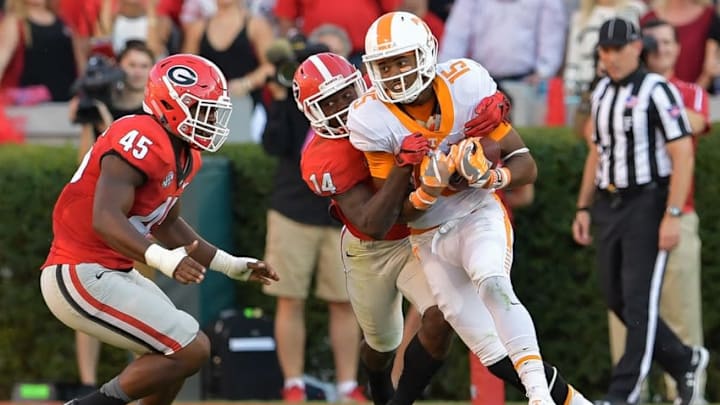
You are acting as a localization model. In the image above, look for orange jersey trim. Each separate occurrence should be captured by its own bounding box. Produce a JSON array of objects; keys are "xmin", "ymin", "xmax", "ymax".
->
[
  {"xmin": 365, "ymin": 151, "xmax": 396, "ymax": 180},
  {"xmin": 386, "ymin": 77, "xmax": 455, "ymax": 147},
  {"xmin": 488, "ymin": 121, "xmax": 512, "ymax": 142}
]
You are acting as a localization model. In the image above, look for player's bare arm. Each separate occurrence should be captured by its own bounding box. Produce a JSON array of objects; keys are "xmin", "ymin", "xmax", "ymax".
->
[
  {"xmin": 152, "ymin": 202, "xmax": 279, "ymax": 284},
  {"xmin": 334, "ymin": 133, "xmax": 428, "ymax": 238},
  {"xmin": 93, "ymin": 154, "xmax": 208, "ymax": 284},
  {"xmin": 93, "ymin": 154, "xmax": 164, "ymax": 262},
  {"xmin": 151, "ymin": 203, "xmax": 215, "ymax": 264},
  {"xmin": 497, "ymin": 128, "xmax": 537, "ymax": 188},
  {"xmin": 334, "ymin": 164, "xmax": 414, "ymax": 240}
]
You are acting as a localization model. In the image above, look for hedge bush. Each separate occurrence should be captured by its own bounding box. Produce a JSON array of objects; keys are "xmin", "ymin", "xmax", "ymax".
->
[{"xmin": 1, "ymin": 127, "xmax": 718, "ymax": 401}]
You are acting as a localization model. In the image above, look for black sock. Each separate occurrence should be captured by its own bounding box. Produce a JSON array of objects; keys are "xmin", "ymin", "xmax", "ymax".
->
[
  {"xmin": 487, "ymin": 356, "xmax": 570, "ymax": 403},
  {"xmin": 74, "ymin": 391, "xmax": 127, "ymax": 405},
  {"xmin": 391, "ymin": 335, "xmax": 444, "ymax": 405},
  {"xmin": 543, "ymin": 363, "xmax": 570, "ymax": 405},
  {"xmin": 363, "ymin": 361, "xmax": 395, "ymax": 405},
  {"xmin": 75, "ymin": 377, "xmax": 131, "ymax": 405},
  {"xmin": 487, "ymin": 356, "xmax": 524, "ymax": 392}
]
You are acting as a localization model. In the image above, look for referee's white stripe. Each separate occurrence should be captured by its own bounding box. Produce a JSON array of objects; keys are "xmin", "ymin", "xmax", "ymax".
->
[{"xmin": 627, "ymin": 250, "xmax": 667, "ymax": 404}]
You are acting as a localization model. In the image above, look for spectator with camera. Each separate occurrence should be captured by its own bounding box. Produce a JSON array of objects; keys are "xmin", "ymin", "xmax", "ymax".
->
[
  {"xmin": 71, "ymin": 40, "xmax": 154, "ymax": 160},
  {"xmin": 260, "ymin": 24, "xmax": 367, "ymax": 403}
]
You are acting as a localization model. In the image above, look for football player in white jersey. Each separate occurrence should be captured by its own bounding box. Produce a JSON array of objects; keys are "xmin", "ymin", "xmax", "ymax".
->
[{"xmin": 347, "ymin": 11, "xmax": 575, "ymax": 405}]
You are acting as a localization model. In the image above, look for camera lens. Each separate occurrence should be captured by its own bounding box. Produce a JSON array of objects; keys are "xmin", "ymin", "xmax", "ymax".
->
[{"xmin": 277, "ymin": 61, "xmax": 299, "ymax": 88}]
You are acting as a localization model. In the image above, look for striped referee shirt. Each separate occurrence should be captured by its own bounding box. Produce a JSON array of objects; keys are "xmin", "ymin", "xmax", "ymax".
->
[{"xmin": 591, "ymin": 68, "xmax": 692, "ymax": 190}]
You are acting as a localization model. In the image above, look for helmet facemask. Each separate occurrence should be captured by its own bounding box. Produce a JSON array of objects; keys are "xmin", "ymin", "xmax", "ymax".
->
[
  {"xmin": 302, "ymin": 69, "xmax": 366, "ymax": 138},
  {"xmin": 162, "ymin": 75, "xmax": 233, "ymax": 152},
  {"xmin": 364, "ymin": 39, "xmax": 437, "ymax": 104}
]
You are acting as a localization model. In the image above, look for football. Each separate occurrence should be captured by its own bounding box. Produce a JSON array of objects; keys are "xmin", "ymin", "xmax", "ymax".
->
[{"xmin": 479, "ymin": 137, "xmax": 502, "ymax": 167}]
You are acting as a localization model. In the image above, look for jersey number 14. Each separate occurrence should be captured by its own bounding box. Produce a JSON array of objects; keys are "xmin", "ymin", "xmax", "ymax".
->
[{"xmin": 308, "ymin": 172, "xmax": 337, "ymax": 194}]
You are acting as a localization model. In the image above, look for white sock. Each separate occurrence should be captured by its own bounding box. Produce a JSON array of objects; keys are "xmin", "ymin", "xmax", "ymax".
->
[
  {"xmin": 337, "ymin": 380, "xmax": 358, "ymax": 396},
  {"xmin": 284, "ymin": 378, "xmax": 305, "ymax": 389},
  {"xmin": 477, "ymin": 276, "xmax": 549, "ymax": 398},
  {"xmin": 515, "ymin": 356, "xmax": 550, "ymax": 398}
]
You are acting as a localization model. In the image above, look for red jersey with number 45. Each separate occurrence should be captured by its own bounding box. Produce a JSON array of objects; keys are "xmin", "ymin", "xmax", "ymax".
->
[
  {"xmin": 43, "ymin": 114, "xmax": 202, "ymax": 270},
  {"xmin": 300, "ymin": 133, "xmax": 409, "ymax": 241}
]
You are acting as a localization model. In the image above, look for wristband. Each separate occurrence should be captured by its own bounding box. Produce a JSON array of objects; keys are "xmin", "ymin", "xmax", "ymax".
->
[
  {"xmin": 576, "ymin": 206, "xmax": 590, "ymax": 212},
  {"xmin": 409, "ymin": 188, "xmax": 437, "ymax": 210},
  {"xmin": 489, "ymin": 167, "xmax": 511, "ymax": 190},
  {"xmin": 210, "ymin": 249, "xmax": 256, "ymax": 281},
  {"xmin": 144, "ymin": 243, "xmax": 187, "ymax": 278}
]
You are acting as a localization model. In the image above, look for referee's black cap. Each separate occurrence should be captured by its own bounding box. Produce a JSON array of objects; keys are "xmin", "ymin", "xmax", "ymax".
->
[{"xmin": 598, "ymin": 18, "xmax": 641, "ymax": 47}]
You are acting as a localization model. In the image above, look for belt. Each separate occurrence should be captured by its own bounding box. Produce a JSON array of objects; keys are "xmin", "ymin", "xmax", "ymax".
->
[{"xmin": 596, "ymin": 180, "xmax": 668, "ymax": 207}]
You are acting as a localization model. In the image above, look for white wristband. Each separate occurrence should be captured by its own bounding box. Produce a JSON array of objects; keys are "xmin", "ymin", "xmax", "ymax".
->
[
  {"xmin": 210, "ymin": 249, "xmax": 258, "ymax": 281},
  {"xmin": 144, "ymin": 243, "xmax": 187, "ymax": 278}
]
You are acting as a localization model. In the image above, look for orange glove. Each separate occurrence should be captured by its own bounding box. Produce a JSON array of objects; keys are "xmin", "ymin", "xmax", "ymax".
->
[
  {"xmin": 464, "ymin": 91, "xmax": 511, "ymax": 138},
  {"xmin": 450, "ymin": 138, "xmax": 512, "ymax": 189},
  {"xmin": 448, "ymin": 138, "xmax": 496, "ymax": 188},
  {"xmin": 419, "ymin": 150, "xmax": 456, "ymax": 192}
]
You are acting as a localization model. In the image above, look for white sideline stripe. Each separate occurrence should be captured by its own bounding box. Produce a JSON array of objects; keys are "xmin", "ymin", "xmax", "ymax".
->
[
  {"xmin": 228, "ymin": 337, "xmax": 276, "ymax": 351},
  {"xmin": 627, "ymin": 250, "xmax": 667, "ymax": 404}
]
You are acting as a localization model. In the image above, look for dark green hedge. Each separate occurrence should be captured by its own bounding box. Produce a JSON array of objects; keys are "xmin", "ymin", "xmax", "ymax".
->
[{"xmin": 1, "ymin": 127, "xmax": 718, "ymax": 401}]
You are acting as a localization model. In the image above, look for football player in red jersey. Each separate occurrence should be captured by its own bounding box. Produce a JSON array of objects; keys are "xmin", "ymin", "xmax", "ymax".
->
[
  {"xmin": 40, "ymin": 53, "xmax": 278, "ymax": 405},
  {"xmin": 294, "ymin": 52, "xmax": 592, "ymax": 405}
]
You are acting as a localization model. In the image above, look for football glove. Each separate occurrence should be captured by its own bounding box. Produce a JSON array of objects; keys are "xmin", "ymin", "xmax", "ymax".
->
[
  {"xmin": 449, "ymin": 138, "xmax": 494, "ymax": 187},
  {"xmin": 395, "ymin": 132, "xmax": 430, "ymax": 167},
  {"xmin": 464, "ymin": 91, "xmax": 511, "ymax": 138},
  {"xmin": 419, "ymin": 150, "xmax": 456, "ymax": 190}
]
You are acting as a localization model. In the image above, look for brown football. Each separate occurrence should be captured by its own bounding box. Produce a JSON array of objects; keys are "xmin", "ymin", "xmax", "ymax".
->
[{"xmin": 479, "ymin": 137, "xmax": 502, "ymax": 167}]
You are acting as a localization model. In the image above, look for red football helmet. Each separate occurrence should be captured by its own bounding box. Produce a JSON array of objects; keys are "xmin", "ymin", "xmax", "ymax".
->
[
  {"xmin": 143, "ymin": 54, "xmax": 232, "ymax": 152},
  {"xmin": 292, "ymin": 52, "xmax": 366, "ymax": 138}
]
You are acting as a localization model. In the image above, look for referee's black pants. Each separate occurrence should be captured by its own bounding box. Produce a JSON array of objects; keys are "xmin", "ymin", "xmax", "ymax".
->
[{"xmin": 592, "ymin": 186, "xmax": 693, "ymax": 404}]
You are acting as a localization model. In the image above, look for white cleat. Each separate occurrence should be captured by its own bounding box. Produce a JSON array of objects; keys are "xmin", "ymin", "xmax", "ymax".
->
[
  {"xmin": 529, "ymin": 396, "xmax": 556, "ymax": 405},
  {"xmin": 568, "ymin": 385, "xmax": 593, "ymax": 405}
]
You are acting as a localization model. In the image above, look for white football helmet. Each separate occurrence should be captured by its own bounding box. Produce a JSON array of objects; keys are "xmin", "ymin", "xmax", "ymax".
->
[{"xmin": 363, "ymin": 11, "xmax": 438, "ymax": 104}]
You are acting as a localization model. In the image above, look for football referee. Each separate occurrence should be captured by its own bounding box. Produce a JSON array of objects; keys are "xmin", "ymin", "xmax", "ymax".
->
[{"xmin": 571, "ymin": 18, "xmax": 708, "ymax": 405}]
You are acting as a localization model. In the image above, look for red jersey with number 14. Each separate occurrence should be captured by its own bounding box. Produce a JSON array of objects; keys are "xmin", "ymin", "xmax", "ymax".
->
[
  {"xmin": 43, "ymin": 115, "xmax": 202, "ymax": 270},
  {"xmin": 300, "ymin": 133, "xmax": 409, "ymax": 241}
]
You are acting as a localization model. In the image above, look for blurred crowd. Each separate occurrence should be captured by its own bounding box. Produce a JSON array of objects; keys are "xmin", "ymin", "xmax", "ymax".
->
[
  {"xmin": 1, "ymin": 0, "xmax": 718, "ymax": 403},
  {"xmin": 0, "ymin": 0, "xmax": 718, "ymax": 132}
]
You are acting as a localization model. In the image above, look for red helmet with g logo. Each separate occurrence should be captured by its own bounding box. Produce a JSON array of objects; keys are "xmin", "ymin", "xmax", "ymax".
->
[
  {"xmin": 143, "ymin": 54, "xmax": 233, "ymax": 152},
  {"xmin": 292, "ymin": 53, "xmax": 366, "ymax": 139}
]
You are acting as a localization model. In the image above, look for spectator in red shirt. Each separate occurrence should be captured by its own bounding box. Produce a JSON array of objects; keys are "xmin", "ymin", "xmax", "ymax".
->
[
  {"xmin": 640, "ymin": 0, "xmax": 720, "ymax": 90},
  {"xmin": 273, "ymin": 0, "xmax": 401, "ymax": 66}
]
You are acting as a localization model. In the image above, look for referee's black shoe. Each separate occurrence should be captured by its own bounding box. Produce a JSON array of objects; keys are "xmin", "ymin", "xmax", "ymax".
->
[{"xmin": 675, "ymin": 346, "xmax": 709, "ymax": 405}]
